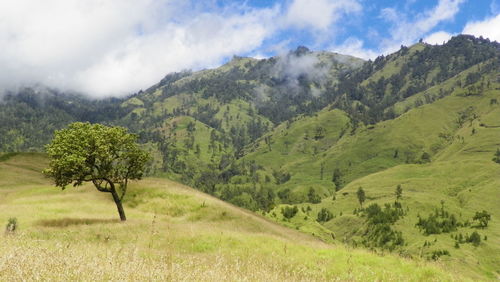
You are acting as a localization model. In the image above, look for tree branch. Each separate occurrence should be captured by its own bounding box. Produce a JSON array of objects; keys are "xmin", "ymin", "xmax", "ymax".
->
[
  {"xmin": 92, "ymin": 179, "xmax": 111, "ymax": 193},
  {"xmin": 103, "ymin": 178, "xmax": 116, "ymax": 194}
]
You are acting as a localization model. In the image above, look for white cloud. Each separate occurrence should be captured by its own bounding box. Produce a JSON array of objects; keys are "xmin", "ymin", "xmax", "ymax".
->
[
  {"xmin": 328, "ymin": 0, "xmax": 465, "ymax": 63},
  {"xmin": 424, "ymin": 31, "xmax": 454, "ymax": 45},
  {"xmin": 414, "ymin": 0, "xmax": 464, "ymax": 33},
  {"xmin": 0, "ymin": 0, "xmax": 279, "ymax": 97},
  {"xmin": 285, "ymin": 0, "xmax": 361, "ymax": 30},
  {"xmin": 380, "ymin": 0, "xmax": 465, "ymax": 53},
  {"xmin": 463, "ymin": 14, "xmax": 500, "ymax": 42},
  {"xmin": 491, "ymin": 0, "xmax": 500, "ymax": 14},
  {"xmin": 380, "ymin": 8, "xmax": 399, "ymax": 23},
  {"xmin": 73, "ymin": 9, "xmax": 278, "ymax": 97},
  {"xmin": 330, "ymin": 37, "xmax": 378, "ymax": 60},
  {"xmin": 0, "ymin": 0, "xmax": 495, "ymax": 97}
]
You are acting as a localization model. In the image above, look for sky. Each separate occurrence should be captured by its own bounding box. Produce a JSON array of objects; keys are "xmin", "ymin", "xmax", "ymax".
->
[{"xmin": 0, "ymin": 0, "xmax": 498, "ymax": 97}]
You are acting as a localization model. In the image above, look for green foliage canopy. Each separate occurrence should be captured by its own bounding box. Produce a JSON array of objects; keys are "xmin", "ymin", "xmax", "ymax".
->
[
  {"xmin": 281, "ymin": 205, "xmax": 298, "ymax": 219},
  {"xmin": 473, "ymin": 210, "xmax": 491, "ymax": 228},
  {"xmin": 44, "ymin": 122, "xmax": 149, "ymax": 220},
  {"xmin": 357, "ymin": 187, "xmax": 366, "ymax": 207},
  {"xmin": 395, "ymin": 184, "xmax": 403, "ymax": 201},
  {"xmin": 316, "ymin": 208, "xmax": 333, "ymax": 223}
]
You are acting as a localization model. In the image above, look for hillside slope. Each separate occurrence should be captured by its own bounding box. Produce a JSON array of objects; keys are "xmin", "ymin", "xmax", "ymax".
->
[
  {"xmin": 258, "ymin": 69, "xmax": 500, "ymax": 279},
  {"xmin": 0, "ymin": 153, "xmax": 457, "ymax": 281},
  {"xmin": 1, "ymin": 35, "xmax": 500, "ymax": 280}
]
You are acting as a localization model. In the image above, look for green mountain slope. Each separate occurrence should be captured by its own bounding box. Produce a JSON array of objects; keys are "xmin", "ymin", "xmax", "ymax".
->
[
  {"xmin": 246, "ymin": 59, "xmax": 499, "ymax": 190},
  {"xmin": 0, "ymin": 153, "xmax": 457, "ymax": 281},
  {"xmin": 258, "ymin": 70, "xmax": 500, "ymax": 279},
  {"xmin": 0, "ymin": 87, "xmax": 125, "ymax": 152},
  {"xmin": 1, "ymin": 35, "xmax": 499, "ymax": 279}
]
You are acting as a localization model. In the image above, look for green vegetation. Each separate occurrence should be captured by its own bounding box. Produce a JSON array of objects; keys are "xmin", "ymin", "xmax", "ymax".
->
[
  {"xmin": 473, "ymin": 210, "xmax": 491, "ymax": 228},
  {"xmin": 44, "ymin": 122, "xmax": 150, "ymax": 221},
  {"xmin": 316, "ymin": 208, "xmax": 333, "ymax": 223},
  {"xmin": 0, "ymin": 154, "xmax": 456, "ymax": 280},
  {"xmin": 281, "ymin": 205, "xmax": 299, "ymax": 219},
  {"xmin": 395, "ymin": 184, "xmax": 403, "ymax": 201},
  {"xmin": 359, "ymin": 202, "xmax": 405, "ymax": 250},
  {"xmin": 416, "ymin": 207, "xmax": 461, "ymax": 235},
  {"xmin": 5, "ymin": 218, "xmax": 17, "ymax": 234},
  {"xmin": 1, "ymin": 35, "xmax": 500, "ymax": 279},
  {"xmin": 356, "ymin": 187, "xmax": 366, "ymax": 207}
]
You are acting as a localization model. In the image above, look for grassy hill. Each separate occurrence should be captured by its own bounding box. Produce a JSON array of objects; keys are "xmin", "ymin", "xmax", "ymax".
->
[
  {"xmin": 255, "ymin": 68, "xmax": 500, "ymax": 279},
  {"xmin": 246, "ymin": 59, "xmax": 500, "ymax": 188},
  {"xmin": 1, "ymin": 35, "xmax": 500, "ymax": 280},
  {"xmin": 0, "ymin": 153, "xmax": 459, "ymax": 281}
]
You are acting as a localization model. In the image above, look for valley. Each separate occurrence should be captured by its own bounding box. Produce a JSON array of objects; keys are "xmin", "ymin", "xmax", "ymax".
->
[
  {"xmin": 1, "ymin": 35, "xmax": 499, "ymax": 280},
  {"xmin": 0, "ymin": 153, "xmax": 454, "ymax": 280}
]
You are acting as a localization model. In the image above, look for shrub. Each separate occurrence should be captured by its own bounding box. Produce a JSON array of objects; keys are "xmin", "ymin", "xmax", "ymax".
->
[
  {"xmin": 307, "ymin": 187, "xmax": 321, "ymax": 204},
  {"xmin": 416, "ymin": 208, "xmax": 459, "ymax": 235},
  {"xmin": 467, "ymin": 231, "xmax": 481, "ymax": 246},
  {"xmin": 360, "ymin": 203, "xmax": 406, "ymax": 250},
  {"xmin": 429, "ymin": 249, "xmax": 450, "ymax": 260},
  {"xmin": 317, "ymin": 208, "xmax": 333, "ymax": 223},
  {"xmin": 273, "ymin": 169, "xmax": 291, "ymax": 185},
  {"xmin": 472, "ymin": 210, "xmax": 491, "ymax": 228},
  {"xmin": 5, "ymin": 218, "xmax": 17, "ymax": 234},
  {"xmin": 281, "ymin": 206, "xmax": 298, "ymax": 219},
  {"xmin": 420, "ymin": 152, "xmax": 431, "ymax": 163}
]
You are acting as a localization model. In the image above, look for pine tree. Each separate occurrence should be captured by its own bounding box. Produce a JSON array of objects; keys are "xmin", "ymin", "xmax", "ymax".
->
[
  {"xmin": 332, "ymin": 168, "xmax": 343, "ymax": 190},
  {"xmin": 357, "ymin": 187, "xmax": 366, "ymax": 207},
  {"xmin": 395, "ymin": 184, "xmax": 403, "ymax": 201},
  {"xmin": 493, "ymin": 148, "xmax": 500, "ymax": 163}
]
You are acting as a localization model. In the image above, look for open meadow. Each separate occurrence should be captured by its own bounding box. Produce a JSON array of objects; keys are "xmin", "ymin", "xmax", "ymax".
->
[{"xmin": 0, "ymin": 153, "xmax": 458, "ymax": 281}]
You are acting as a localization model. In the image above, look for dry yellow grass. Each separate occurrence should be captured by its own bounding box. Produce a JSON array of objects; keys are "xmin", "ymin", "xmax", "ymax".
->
[
  {"xmin": 0, "ymin": 231, "xmax": 456, "ymax": 282},
  {"xmin": 0, "ymin": 154, "xmax": 459, "ymax": 281}
]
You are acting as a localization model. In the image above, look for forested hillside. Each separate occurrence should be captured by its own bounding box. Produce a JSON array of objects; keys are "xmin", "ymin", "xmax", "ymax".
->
[
  {"xmin": 0, "ymin": 87, "xmax": 124, "ymax": 151},
  {"xmin": 1, "ymin": 34, "xmax": 499, "ymax": 278}
]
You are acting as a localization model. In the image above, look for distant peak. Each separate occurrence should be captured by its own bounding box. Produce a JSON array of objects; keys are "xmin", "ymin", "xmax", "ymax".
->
[
  {"xmin": 292, "ymin": 46, "xmax": 311, "ymax": 56},
  {"xmin": 231, "ymin": 55, "xmax": 245, "ymax": 61}
]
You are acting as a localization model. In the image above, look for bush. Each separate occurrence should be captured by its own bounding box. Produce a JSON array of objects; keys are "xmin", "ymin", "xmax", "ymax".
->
[
  {"xmin": 365, "ymin": 203, "xmax": 403, "ymax": 225},
  {"xmin": 362, "ymin": 223, "xmax": 404, "ymax": 251},
  {"xmin": 5, "ymin": 217, "xmax": 17, "ymax": 234},
  {"xmin": 429, "ymin": 249, "xmax": 450, "ymax": 261},
  {"xmin": 317, "ymin": 208, "xmax": 333, "ymax": 223},
  {"xmin": 420, "ymin": 152, "xmax": 431, "ymax": 163},
  {"xmin": 273, "ymin": 169, "xmax": 291, "ymax": 185},
  {"xmin": 472, "ymin": 210, "xmax": 491, "ymax": 228},
  {"xmin": 307, "ymin": 187, "xmax": 321, "ymax": 204},
  {"xmin": 467, "ymin": 231, "xmax": 481, "ymax": 246},
  {"xmin": 277, "ymin": 188, "xmax": 291, "ymax": 202},
  {"xmin": 416, "ymin": 208, "xmax": 459, "ymax": 235},
  {"xmin": 360, "ymin": 203, "xmax": 406, "ymax": 250},
  {"xmin": 281, "ymin": 205, "xmax": 299, "ymax": 219}
]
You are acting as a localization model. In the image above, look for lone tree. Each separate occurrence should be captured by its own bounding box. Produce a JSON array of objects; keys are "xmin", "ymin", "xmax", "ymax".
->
[
  {"xmin": 44, "ymin": 122, "xmax": 149, "ymax": 221},
  {"xmin": 356, "ymin": 187, "xmax": 366, "ymax": 207},
  {"xmin": 473, "ymin": 210, "xmax": 491, "ymax": 228},
  {"xmin": 395, "ymin": 184, "xmax": 403, "ymax": 201},
  {"xmin": 493, "ymin": 148, "xmax": 500, "ymax": 163},
  {"xmin": 332, "ymin": 168, "xmax": 343, "ymax": 190}
]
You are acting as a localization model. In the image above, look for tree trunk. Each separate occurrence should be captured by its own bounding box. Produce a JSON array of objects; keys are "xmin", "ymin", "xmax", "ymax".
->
[{"xmin": 111, "ymin": 189, "xmax": 127, "ymax": 221}]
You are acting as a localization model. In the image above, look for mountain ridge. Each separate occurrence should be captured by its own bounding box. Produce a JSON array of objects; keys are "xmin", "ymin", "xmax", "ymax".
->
[{"xmin": 1, "ymin": 34, "xmax": 499, "ymax": 278}]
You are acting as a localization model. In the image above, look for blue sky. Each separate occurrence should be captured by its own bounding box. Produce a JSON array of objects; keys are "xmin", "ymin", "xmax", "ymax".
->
[
  {"xmin": 0, "ymin": 0, "xmax": 498, "ymax": 97},
  {"xmin": 234, "ymin": 0, "xmax": 500, "ymax": 58}
]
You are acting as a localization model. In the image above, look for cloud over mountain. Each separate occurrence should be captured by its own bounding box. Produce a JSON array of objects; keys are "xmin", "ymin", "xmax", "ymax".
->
[
  {"xmin": 0, "ymin": 1, "xmax": 279, "ymax": 97},
  {"xmin": 0, "ymin": 0, "xmax": 497, "ymax": 97}
]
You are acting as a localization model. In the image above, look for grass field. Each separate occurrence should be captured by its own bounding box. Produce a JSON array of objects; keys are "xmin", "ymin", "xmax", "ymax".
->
[
  {"xmin": 0, "ymin": 153, "xmax": 459, "ymax": 281},
  {"xmin": 252, "ymin": 71, "xmax": 500, "ymax": 280}
]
